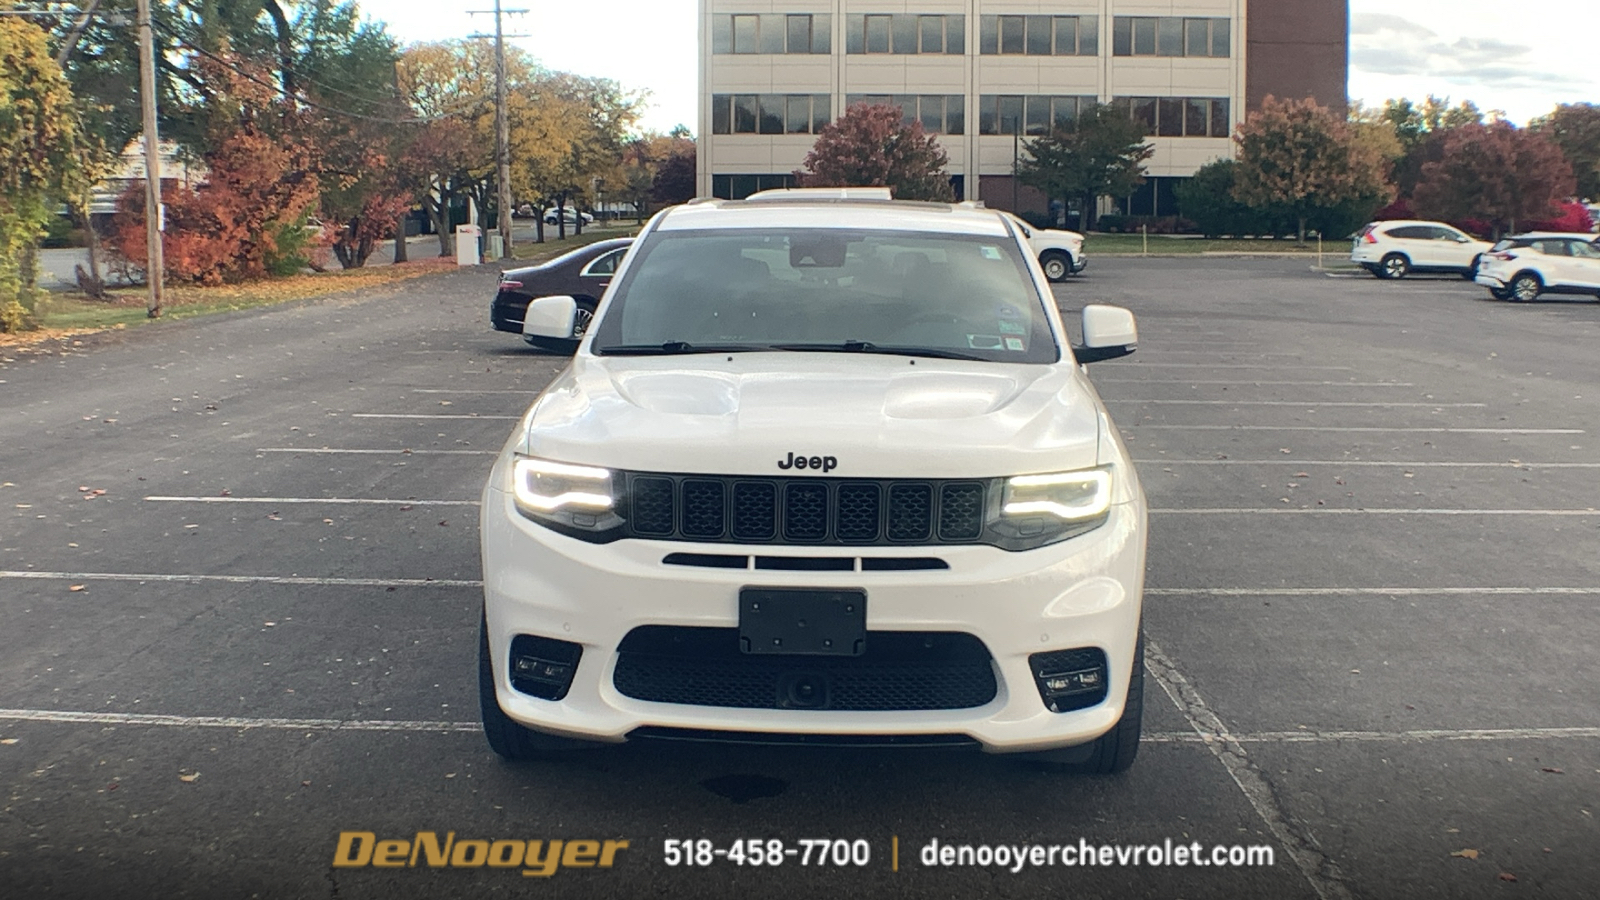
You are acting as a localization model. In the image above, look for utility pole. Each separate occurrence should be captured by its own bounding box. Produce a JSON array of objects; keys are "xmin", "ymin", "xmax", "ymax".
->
[
  {"xmin": 469, "ymin": 2, "xmax": 527, "ymax": 260},
  {"xmin": 135, "ymin": 0, "xmax": 164, "ymax": 317}
]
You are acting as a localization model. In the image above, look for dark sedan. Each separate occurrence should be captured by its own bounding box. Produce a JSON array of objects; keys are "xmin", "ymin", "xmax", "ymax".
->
[{"xmin": 490, "ymin": 238, "xmax": 633, "ymax": 352}]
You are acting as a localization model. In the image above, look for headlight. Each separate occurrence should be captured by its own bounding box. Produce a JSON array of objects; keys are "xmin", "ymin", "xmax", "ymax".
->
[
  {"xmin": 510, "ymin": 455, "xmax": 623, "ymax": 535},
  {"xmin": 987, "ymin": 466, "xmax": 1113, "ymax": 549}
]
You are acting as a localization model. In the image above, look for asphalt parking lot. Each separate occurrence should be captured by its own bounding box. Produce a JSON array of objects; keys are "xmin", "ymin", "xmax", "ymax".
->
[{"xmin": 2, "ymin": 257, "xmax": 1597, "ymax": 899}]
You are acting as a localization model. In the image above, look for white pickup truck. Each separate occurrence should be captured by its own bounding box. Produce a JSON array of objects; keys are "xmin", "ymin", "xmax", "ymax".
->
[{"xmin": 1002, "ymin": 213, "xmax": 1088, "ymax": 282}]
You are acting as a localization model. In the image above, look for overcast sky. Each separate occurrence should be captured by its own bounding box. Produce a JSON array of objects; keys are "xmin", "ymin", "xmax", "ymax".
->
[{"xmin": 370, "ymin": 1, "xmax": 1598, "ymax": 133}]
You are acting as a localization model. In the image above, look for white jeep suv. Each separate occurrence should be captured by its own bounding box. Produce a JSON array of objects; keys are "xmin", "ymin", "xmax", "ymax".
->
[{"xmin": 479, "ymin": 195, "xmax": 1148, "ymax": 771}]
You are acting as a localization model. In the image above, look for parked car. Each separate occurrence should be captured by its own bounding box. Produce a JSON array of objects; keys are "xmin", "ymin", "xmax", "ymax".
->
[
  {"xmin": 482, "ymin": 191, "xmax": 1149, "ymax": 770},
  {"xmin": 1004, "ymin": 213, "xmax": 1088, "ymax": 282},
  {"xmin": 490, "ymin": 238, "xmax": 633, "ymax": 352},
  {"xmin": 543, "ymin": 207, "xmax": 595, "ymax": 227},
  {"xmin": 1350, "ymin": 220, "xmax": 1492, "ymax": 279},
  {"xmin": 1474, "ymin": 232, "xmax": 1600, "ymax": 302}
]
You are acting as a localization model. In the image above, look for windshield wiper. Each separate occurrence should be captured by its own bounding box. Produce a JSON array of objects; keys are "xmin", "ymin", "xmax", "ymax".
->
[
  {"xmin": 771, "ymin": 342, "xmax": 988, "ymax": 361},
  {"xmin": 595, "ymin": 341, "xmax": 767, "ymax": 356}
]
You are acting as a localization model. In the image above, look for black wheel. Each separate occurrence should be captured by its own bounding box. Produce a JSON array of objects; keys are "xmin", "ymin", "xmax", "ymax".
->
[
  {"xmin": 1489, "ymin": 287, "xmax": 1511, "ymax": 301},
  {"xmin": 1015, "ymin": 631, "xmax": 1144, "ymax": 773},
  {"xmin": 1509, "ymin": 272, "xmax": 1542, "ymax": 302},
  {"xmin": 1362, "ymin": 264, "xmax": 1383, "ymax": 278},
  {"xmin": 1379, "ymin": 253, "xmax": 1410, "ymax": 279},
  {"xmin": 1462, "ymin": 255, "xmax": 1482, "ymax": 280},
  {"xmin": 1040, "ymin": 251, "xmax": 1072, "ymax": 283},
  {"xmin": 520, "ymin": 299, "xmax": 595, "ymax": 354},
  {"xmin": 479, "ymin": 613, "xmax": 598, "ymax": 760}
]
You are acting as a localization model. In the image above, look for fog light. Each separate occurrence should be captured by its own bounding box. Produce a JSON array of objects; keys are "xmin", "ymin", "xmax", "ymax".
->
[
  {"xmin": 509, "ymin": 634, "xmax": 583, "ymax": 701},
  {"xmin": 1029, "ymin": 647, "xmax": 1108, "ymax": 713}
]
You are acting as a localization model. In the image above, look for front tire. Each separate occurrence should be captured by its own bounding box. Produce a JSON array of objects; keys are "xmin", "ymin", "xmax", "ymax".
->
[
  {"xmin": 1509, "ymin": 273, "xmax": 1542, "ymax": 302},
  {"xmin": 1380, "ymin": 253, "xmax": 1410, "ymax": 279},
  {"xmin": 1040, "ymin": 251, "xmax": 1072, "ymax": 283},
  {"xmin": 1489, "ymin": 287, "xmax": 1511, "ymax": 300}
]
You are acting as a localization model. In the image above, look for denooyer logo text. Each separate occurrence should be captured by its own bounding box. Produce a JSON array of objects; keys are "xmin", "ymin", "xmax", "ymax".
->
[{"xmin": 332, "ymin": 831, "xmax": 629, "ymax": 877}]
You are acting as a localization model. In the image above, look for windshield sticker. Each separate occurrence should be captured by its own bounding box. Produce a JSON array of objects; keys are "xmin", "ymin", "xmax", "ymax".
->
[
  {"xmin": 967, "ymin": 334, "xmax": 1004, "ymax": 350},
  {"xmin": 996, "ymin": 304, "xmax": 1020, "ymax": 318},
  {"xmin": 980, "ymin": 246, "xmax": 1002, "ymax": 260},
  {"xmin": 1004, "ymin": 337, "xmax": 1026, "ymax": 351},
  {"xmin": 997, "ymin": 319, "xmax": 1026, "ymax": 335}
]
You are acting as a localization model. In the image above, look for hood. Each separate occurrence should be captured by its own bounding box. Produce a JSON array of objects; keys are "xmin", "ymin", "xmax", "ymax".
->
[{"xmin": 519, "ymin": 353, "xmax": 1102, "ymax": 478}]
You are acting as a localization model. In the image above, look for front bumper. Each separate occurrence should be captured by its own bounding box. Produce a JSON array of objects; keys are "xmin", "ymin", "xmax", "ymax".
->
[
  {"xmin": 1072, "ymin": 253, "xmax": 1088, "ymax": 273},
  {"xmin": 479, "ymin": 486, "xmax": 1147, "ymax": 754}
]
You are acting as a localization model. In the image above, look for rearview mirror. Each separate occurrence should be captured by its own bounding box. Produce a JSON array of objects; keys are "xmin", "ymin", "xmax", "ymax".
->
[
  {"xmin": 523, "ymin": 295, "xmax": 578, "ymax": 339},
  {"xmin": 1075, "ymin": 304, "xmax": 1137, "ymax": 363}
]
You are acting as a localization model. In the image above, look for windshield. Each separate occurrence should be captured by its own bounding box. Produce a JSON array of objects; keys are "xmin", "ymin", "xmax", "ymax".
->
[{"xmin": 589, "ymin": 228, "xmax": 1059, "ymax": 363}]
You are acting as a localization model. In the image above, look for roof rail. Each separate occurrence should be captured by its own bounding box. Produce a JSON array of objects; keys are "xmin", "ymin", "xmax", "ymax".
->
[{"xmin": 746, "ymin": 187, "xmax": 894, "ymax": 201}]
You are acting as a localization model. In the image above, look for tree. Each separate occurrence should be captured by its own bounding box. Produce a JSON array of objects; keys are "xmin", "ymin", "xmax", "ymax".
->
[
  {"xmin": 1411, "ymin": 121, "xmax": 1575, "ymax": 239},
  {"xmin": 1, "ymin": 18, "xmax": 86, "ymax": 332},
  {"xmin": 1531, "ymin": 103, "xmax": 1600, "ymax": 202},
  {"xmin": 1173, "ymin": 159, "xmax": 1280, "ymax": 237},
  {"xmin": 1232, "ymin": 96, "xmax": 1394, "ymax": 244},
  {"xmin": 1372, "ymin": 96, "xmax": 1486, "ymax": 198},
  {"xmin": 798, "ymin": 103, "xmax": 954, "ymax": 202},
  {"xmin": 1016, "ymin": 103, "xmax": 1152, "ymax": 231}
]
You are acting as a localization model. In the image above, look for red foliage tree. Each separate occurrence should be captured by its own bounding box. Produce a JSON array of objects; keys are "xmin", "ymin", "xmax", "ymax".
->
[
  {"xmin": 798, "ymin": 103, "xmax": 954, "ymax": 201},
  {"xmin": 1524, "ymin": 199, "xmax": 1595, "ymax": 234},
  {"xmin": 1412, "ymin": 122, "xmax": 1575, "ymax": 239}
]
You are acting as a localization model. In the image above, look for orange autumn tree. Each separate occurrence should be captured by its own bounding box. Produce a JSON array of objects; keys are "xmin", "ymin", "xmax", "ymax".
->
[{"xmin": 110, "ymin": 56, "xmax": 321, "ymax": 284}]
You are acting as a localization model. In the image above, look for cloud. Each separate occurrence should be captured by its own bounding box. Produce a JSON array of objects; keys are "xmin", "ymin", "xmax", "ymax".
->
[{"xmin": 1349, "ymin": 12, "xmax": 1582, "ymax": 92}]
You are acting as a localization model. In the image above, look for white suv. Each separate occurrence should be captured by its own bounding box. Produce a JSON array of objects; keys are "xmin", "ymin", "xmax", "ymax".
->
[
  {"xmin": 1351, "ymin": 219, "xmax": 1492, "ymax": 279},
  {"xmin": 480, "ymin": 194, "xmax": 1149, "ymax": 770},
  {"xmin": 1475, "ymin": 232, "xmax": 1600, "ymax": 302}
]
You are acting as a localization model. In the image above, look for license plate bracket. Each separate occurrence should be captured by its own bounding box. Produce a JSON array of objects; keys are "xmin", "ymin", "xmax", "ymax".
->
[{"xmin": 739, "ymin": 588, "xmax": 866, "ymax": 656}]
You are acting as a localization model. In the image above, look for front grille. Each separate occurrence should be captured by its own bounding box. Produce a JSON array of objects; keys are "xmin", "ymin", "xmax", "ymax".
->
[
  {"xmin": 613, "ymin": 626, "xmax": 997, "ymax": 711},
  {"xmin": 623, "ymin": 473, "xmax": 992, "ymax": 547}
]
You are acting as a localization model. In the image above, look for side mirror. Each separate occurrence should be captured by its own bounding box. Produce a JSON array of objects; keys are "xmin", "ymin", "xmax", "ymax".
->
[
  {"xmin": 1075, "ymin": 304, "xmax": 1137, "ymax": 363},
  {"xmin": 523, "ymin": 295, "xmax": 578, "ymax": 339}
]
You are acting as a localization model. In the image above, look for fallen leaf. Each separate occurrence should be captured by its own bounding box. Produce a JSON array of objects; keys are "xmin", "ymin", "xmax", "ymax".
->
[
  {"xmin": 0, "ymin": 738, "xmax": 18, "ymax": 745},
  {"xmin": 323, "ymin": 518, "xmax": 334, "ymax": 525},
  {"xmin": 398, "ymin": 504, "xmax": 413, "ymax": 511},
  {"xmin": 264, "ymin": 622, "xmax": 277, "ymax": 627},
  {"xmin": 1451, "ymin": 849, "xmax": 1479, "ymax": 860},
  {"xmin": 178, "ymin": 772, "xmax": 200, "ymax": 783},
  {"xmin": 69, "ymin": 585, "xmax": 86, "ymax": 592},
  {"xmin": 1349, "ymin": 668, "xmax": 1361, "ymax": 674},
  {"xmin": 107, "ymin": 782, "xmax": 118, "ymax": 791},
  {"xmin": 1294, "ymin": 472, "xmax": 1310, "ymax": 478},
  {"xmin": 437, "ymin": 520, "xmax": 449, "ymax": 526},
  {"xmin": 1541, "ymin": 767, "xmax": 1564, "ymax": 774},
  {"xmin": 78, "ymin": 486, "xmax": 90, "ymax": 492},
  {"xmin": 1279, "ymin": 448, "xmax": 1292, "ymax": 454},
  {"xmin": 220, "ymin": 489, "xmax": 231, "ymax": 497},
  {"xmin": 1499, "ymin": 872, "xmax": 1516, "ymax": 882}
]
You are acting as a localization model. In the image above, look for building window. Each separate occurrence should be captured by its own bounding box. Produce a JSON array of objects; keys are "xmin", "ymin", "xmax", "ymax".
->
[
  {"xmin": 1112, "ymin": 96, "xmax": 1231, "ymax": 137},
  {"xmin": 979, "ymin": 96, "xmax": 1099, "ymax": 135},
  {"xmin": 980, "ymin": 15, "xmax": 1098, "ymax": 56},
  {"xmin": 846, "ymin": 94, "xmax": 966, "ymax": 135},
  {"xmin": 1112, "ymin": 17, "xmax": 1229, "ymax": 57},
  {"xmin": 712, "ymin": 174, "xmax": 798, "ymax": 200},
  {"xmin": 1119, "ymin": 176, "xmax": 1182, "ymax": 217},
  {"xmin": 712, "ymin": 14, "xmax": 831, "ymax": 54},
  {"xmin": 712, "ymin": 95, "xmax": 832, "ymax": 135},
  {"xmin": 846, "ymin": 14, "xmax": 964, "ymax": 54}
]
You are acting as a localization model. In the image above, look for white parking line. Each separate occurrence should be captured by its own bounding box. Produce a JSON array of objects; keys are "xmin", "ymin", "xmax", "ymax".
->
[
  {"xmin": 255, "ymin": 448, "xmax": 497, "ymax": 455},
  {"xmin": 143, "ymin": 496, "xmax": 479, "ymax": 506},
  {"xmin": 1108, "ymin": 400, "xmax": 1486, "ymax": 407},
  {"xmin": 0, "ymin": 709, "xmax": 480, "ymax": 732},
  {"xmin": 350, "ymin": 413, "xmax": 518, "ymax": 420},
  {"xmin": 1153, "ymin": 508, "xmax": 1597, "ymax": 516},
  {"xmin": 1125, "ymin": 426, "xmax": 1581, "ymax": 433},
  {"xmin": 1145, "ymin": 586, "xmax": 1600, "ymax": 596},
  {"xmin": 1095, "ymin": 380, "xmax": 1415, "ymax": 386},
  {"xmin": 1143, "ymin": 726, "xmax": 1600, "ymax": 743},
  {"xmin": 0, "ymin": 570, "xmax": 481, "ymax": 587},
  {"xmin": 1133, "ymin": 459, "xmax": 1600, "ymax": 468},
  {"xmin": 1145, "ymin": 639, "xmax": 1353, "ymax": 900},
  {"xmin": 411, "ymin": 389, "xmax": 537, "ymax": 395}
]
